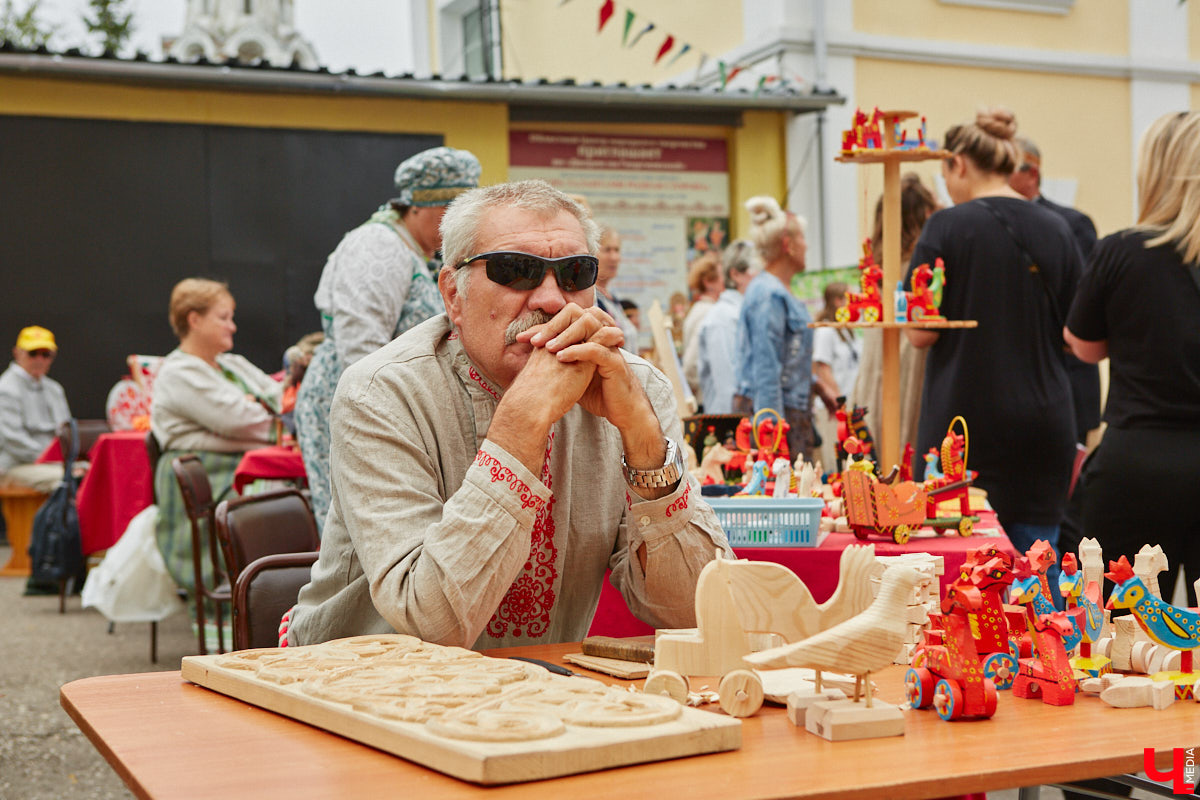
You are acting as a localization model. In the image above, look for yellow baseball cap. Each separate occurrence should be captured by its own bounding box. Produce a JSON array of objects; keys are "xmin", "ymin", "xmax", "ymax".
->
[{"xmin": 16, "ymin": 326, "xmax": 57, "ymax": 352}]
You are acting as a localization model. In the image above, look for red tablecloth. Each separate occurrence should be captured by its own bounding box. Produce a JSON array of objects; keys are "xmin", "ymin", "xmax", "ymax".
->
[
  {"xmin": 586, "ymin": 510, "xmax": 1013, "ymax": 637},
  {"xmin": 37, "ymin": 431, "xmax": 154, "ymax": 555},
  {"xmin": 233, "ymin": 446, "xmax": 307, "ymax": 494}
]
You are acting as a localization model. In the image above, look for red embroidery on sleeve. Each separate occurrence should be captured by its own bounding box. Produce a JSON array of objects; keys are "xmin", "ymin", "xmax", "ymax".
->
[
  {"xmin": 486, "ymin": 434, "xmax": 558, "ymax": 639},
  {"xmin": 665, "ymin": 481, "xmax": 690, "ymax": 517},
  {"xmin": 474, "ymin": 450, "xmax": 544, "ymax": 511}
]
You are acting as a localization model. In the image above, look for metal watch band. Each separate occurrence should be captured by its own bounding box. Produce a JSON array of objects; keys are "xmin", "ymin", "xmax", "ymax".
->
[{"xmin": 622, "ymin": 438, "xmax": 683, "ymax": 489}]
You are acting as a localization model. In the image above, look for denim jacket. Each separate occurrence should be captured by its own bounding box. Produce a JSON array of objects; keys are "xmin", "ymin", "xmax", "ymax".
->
[{"xmin": 734, "ymin": 272, "xmax": 813, "ymax": 413}]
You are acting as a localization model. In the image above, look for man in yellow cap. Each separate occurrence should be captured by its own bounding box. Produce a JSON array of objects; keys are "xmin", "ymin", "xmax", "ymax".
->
[{"xmin": 0, "ymin": 326, "xmax": 71, "ymax": 492}]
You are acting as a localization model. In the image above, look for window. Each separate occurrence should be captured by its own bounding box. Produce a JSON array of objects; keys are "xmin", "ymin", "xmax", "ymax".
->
[{"xmin": 461, "ymin": 5, "xmax": 492, "ymax": 78}]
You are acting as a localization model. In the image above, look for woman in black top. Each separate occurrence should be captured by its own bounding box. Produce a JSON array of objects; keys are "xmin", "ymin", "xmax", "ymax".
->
[
  {"xmin": 905, "ymin": 107, "xmax": 1082, "ymax": 567},
  {"xmin": 1065, "ymin": 111, "xmax": 1200, "ymax": 605}
]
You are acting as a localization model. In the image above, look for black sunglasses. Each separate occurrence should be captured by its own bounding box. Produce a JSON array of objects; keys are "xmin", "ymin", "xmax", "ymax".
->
[
  {"xmin": 458, "ymin": 251, "xmax": 599, "ymax": 291},
  {"xmin": 27, "ymin": 349, "xmax": 55, "ymax": 358}
]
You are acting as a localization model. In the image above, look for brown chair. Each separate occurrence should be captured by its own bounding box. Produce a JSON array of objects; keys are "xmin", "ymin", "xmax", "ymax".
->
[
  {"xmin": 233, "ymin": 551, "xmax": 318, "ymax": 650},
  {"xmin": 213, "ymin": 488, "xmax": 320, "ymax": 587},
  {"xmin": 56, "ymin": 418, "xmax": 111, "ymax": 463},
  {"xmin": 171, "ymin": 454, "xmax": 232, "ymax": 655}
]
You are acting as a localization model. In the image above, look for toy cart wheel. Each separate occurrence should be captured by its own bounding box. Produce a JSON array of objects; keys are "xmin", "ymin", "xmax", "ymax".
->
[
  {"xmin": 933, "ymin": 679, "xmax": 963, "ymax": 721},
  {"xmin": 851, "ymin": 525, "xmax": 870, "ymax": 541},
  {"xmin": 983, "ymin": 678, "xmax": 999, "ymax": 717},
  {"xmin": 982, "ymin": 651, "xmax": 1016, "ymax": 691},
  {"xmin": 958, "ymin": 517, "xmax": 973, "ymax": 536},
  {"xmin": 892, "ymin": 524, "xmax": 911, "ymax": 545},
  {"xmin": 718, "ymin": 669, "xmax": 764, "ymax": 718},
  {"xmin": 835, "ymin": 306, "xmax": 850, "ymax": 323},
  {"xmin": 643, "ymin": 670, "xmax": 689, "ymax": 705},
  {"xmin": 905, "ymin": 667, "xmax": 934, "ymax": 709},
  {"xmin": 862, "ymin": 305, "xmax": 880, "ymax": 323}
]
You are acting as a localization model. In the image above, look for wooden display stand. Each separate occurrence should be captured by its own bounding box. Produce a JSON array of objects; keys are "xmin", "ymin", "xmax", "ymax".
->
[
  {"xmin": 0, "ymin": 485, "xmax": 48, "ymax": 576},
  {"xmin": 814, "ymin": 109, "xmax": 974, "ymax": 470}
]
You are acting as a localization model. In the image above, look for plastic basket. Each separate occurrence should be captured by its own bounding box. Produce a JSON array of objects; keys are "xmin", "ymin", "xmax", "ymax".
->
[{"xmin": 706, "ymin": 496, "xmax": 827, "ymax": 547}]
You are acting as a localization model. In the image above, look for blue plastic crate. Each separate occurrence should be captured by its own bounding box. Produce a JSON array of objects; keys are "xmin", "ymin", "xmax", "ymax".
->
[{"xmin": 705, "ymin": 496, "xmax": 827, "ymax": 547}]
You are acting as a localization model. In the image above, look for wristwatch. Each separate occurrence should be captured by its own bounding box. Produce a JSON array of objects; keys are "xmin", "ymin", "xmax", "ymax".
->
[{"xmin": 622, "ymin": 438, "xmax": 683, "ymax": 489}]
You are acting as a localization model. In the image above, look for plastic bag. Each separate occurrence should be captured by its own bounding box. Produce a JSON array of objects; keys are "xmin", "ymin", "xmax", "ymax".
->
[{"xmin": 81, "ymin": 505, "xmax": 185, "ymax": 623}]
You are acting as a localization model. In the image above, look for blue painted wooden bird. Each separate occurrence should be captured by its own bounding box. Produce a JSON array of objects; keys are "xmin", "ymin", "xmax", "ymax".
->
[{"xmin": 1106, "ymin": 555, "xmax": 1200, "ymax": 651}]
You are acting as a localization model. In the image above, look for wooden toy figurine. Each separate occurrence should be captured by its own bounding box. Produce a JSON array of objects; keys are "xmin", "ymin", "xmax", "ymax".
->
[
  {"xmin": 745, "ymin": 566, "xmax": 930, "ymax": 740},
  {"xmin": 1106, "ymin": 555, "xmax": 1200, "ymax": 699},
  {"xmin": 1009, "ymin": 559, "xmax": 1078, "ymax": 705},
  {"xmin": 906, "ymin": 573, "xmax": 998, "ymax": 721},
  {"xmin": 836, "ymin": 239, "xmax": 884, "ymax": 323},
  {"xmin": 905, "ymin": 258, "xmax": 946, "ymax": 322},
  {"xmin": 961, "ymin": 551, "xmax": 1020, "ymax": 689},
  {"xmin": 1058, "ymin": 553, "xmax": 1111, "ymax": 678}
]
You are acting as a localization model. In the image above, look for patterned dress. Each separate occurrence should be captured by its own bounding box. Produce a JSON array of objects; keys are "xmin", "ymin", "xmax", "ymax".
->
[{"xmin": 294, "ymin": 207, "xmax": 445, "ymax": 529}]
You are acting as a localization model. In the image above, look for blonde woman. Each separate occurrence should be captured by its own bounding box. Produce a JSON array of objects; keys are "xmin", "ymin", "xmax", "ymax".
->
[
  {"xmin": 905, "ymin": 107, "xmax": 1082, "ymax": 562},
  {"xmin": 1065, "ymin": 111, "xmax": 1200, "ymax": 605},
  {"xmin": 733, "ymin": 197, "xmax": 815, "ymax": 462},
  {"xmin": 151, "ymin": 278, "xmax": 282, "ymax": 598}
]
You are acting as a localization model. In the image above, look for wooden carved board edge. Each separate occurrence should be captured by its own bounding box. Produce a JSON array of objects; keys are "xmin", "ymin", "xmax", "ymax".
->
[{"xmin": 181, "ymin": 656, "xmax": 740, "ymax": 785}]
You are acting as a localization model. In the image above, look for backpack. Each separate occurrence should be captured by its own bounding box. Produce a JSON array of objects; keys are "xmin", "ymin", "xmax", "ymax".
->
[{"xmin": 26, "ymin": 418, "xmax": 87, "ymax": 591}]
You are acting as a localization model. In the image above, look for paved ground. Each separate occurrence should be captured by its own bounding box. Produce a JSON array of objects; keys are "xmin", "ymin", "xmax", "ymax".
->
[{"xmin": 0, "ymin": 543, "xmax": 195, "ymax": 800}]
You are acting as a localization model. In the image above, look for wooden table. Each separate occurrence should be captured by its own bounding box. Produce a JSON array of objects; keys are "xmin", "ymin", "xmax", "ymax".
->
[{"xmin": 62, "ymin": 641, "xmax": 1194, "ymax": 800}]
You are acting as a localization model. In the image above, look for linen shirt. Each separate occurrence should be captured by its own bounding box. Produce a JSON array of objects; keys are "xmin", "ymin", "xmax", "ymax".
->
[
  {"xmin": 0, "ymin": 362, "xmax": 70, "ymax": 471},
  {"xmin": 734, "ymin": 272, "xmax": 814, "ymax": 414},
  {"xmin": 697, "ymin": 289, "xmax": 743, "ymax": 414},
  {"xmin": 150, "ymin": 349, "xmax": 281, "ymax": 453},
  {"xmin": 289, "ymin": 314, "xmax": 731, "ymax": 650}
]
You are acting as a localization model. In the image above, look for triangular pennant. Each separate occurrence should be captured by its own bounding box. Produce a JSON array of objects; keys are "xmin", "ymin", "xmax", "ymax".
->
[
  {"xmin": 654, "ymin": 34, "xmax": 675, "ymax": 64},
  {"xmin": 598, "ymin": 0, "xmax": 615, "ymax": 32},
  {"xmin": 664, "ymin": 41, "xmax": 691, "ymax": 67},
  {"xmin": 723, "ymin": 64, "xmax": 743, "ymax": 87},
  {"xmin": 629, "ymin": 21, "xmax": 655, "ymax": 49},
  {"xmin": 621, "ymin": 10, "xmax": 635, "ymax": 45},
  {"xmin": 753, "ymin": 74, "xmax": 767, "ymax": 97},
  {"xmin": 717, "ymin": 60, "xmax": 727, "ymax": 87}
]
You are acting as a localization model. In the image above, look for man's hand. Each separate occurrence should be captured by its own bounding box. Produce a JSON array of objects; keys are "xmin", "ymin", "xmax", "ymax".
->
[{"xmin": 522, "ymin": 305, "xmax": 673, "ymax": 498}]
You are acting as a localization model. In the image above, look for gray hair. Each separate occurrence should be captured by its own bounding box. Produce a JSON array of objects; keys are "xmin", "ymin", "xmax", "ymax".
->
[
  {"xmin": 441, "ymin": 179, "xmax": 600, "ymax": 297},
  {"xmin": 721, "ymin": 239, "xmax": 762, "ymax": 288}
]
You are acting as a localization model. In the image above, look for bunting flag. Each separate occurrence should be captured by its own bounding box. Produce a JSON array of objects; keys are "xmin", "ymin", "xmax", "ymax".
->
[
  {"xmin": 753, "ymin": 74, "xmax": 778, "ymax": 97},
  {"xmin": 717, "ymin": 60, "xmax": 743, "ymax": 89},
  {"xmin": 558, "ymin": 0, "xmax": 576, "ymax": 5},
  {"xmin": 598, "ymin": 0, "xmax": 615, "ymax": 32},
  {"xmin": 654, "ymin": 34, "xmax": 675, "ymax": 64},
  {"xmin": 664, "ymin": 41, "xmax": 691, "ymax": 67},
  {"xmin": 621, "ymin": 10, "xmax": 635, "ymax": 45},
  {"xmin": 628, "ymin": 21, "xmax": 655, "ymax": 49}
]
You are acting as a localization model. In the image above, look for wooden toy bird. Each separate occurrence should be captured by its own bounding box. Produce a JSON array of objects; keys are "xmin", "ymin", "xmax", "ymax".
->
[
  {"xmin": 1059, "ymin": 553, "xmax": 1110, "ymax": 678},
  {"xmin": 1106, "ymin": 555, "xmax": 1200, "ymax": 698},
  {"xmin": 744, "ymin": 566, "xmax": 929, "ymax": 708}
]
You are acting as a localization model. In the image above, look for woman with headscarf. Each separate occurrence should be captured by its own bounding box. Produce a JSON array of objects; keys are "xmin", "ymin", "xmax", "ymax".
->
[
  {"xmin": 294, "ymin": 146, "xmax": 480, "ymax": 529},
  {"xmin": 905, "ymin": 107, "xmax": 1081, "ymax": 562}
]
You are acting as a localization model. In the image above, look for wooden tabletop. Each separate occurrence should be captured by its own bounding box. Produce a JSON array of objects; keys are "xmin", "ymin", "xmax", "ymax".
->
[{"xmin": 61, "ymin": 642, "xmax": 1196, "ymax": 800}]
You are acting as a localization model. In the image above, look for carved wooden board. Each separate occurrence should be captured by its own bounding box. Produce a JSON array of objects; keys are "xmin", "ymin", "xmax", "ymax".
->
[{"xmin": 181, "ymin": 634, "xmax": 740, "ymax": 785}]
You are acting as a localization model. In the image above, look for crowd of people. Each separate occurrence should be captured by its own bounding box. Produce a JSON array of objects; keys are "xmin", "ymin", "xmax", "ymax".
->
[{"xmin": 4, "ymin": 106, "xmax": 1198, "ymax": 661}]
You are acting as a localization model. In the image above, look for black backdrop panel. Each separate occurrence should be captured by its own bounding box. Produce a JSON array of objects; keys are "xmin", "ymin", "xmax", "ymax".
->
[{"xmin": 0, "ymin": 115, "xmax": 440, "ymax": 417}]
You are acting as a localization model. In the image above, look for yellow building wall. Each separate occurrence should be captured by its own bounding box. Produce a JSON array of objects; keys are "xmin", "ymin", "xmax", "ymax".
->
[
  {"xmin": 498, "ymin": 0, "xmax": 742, "ymax": 84},
  {"xmin": 853, "ymin": 58, "xmax": 1132, "ymax": 239},
  {"xmin": 0, "ymin": 75, "xmax": 510, "ymax": 186},
  {"xmin": 855, "ymin": 0, "xmax": 1128, "ymax": 55}
]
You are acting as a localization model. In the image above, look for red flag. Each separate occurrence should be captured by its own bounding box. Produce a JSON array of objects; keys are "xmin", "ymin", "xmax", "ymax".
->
[
  {"xmin": 655, "ymin": 34, "xmax": 675, "ymax": 64},
  {"xmin": 598, "ymin": 0, "xmax": 615, "ymax": 31}
]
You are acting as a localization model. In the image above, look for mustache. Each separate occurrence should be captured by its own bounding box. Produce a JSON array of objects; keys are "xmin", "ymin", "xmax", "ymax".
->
[{"xmin": 503, "ymin": 309, "xmax": 555, "ymax": 345}]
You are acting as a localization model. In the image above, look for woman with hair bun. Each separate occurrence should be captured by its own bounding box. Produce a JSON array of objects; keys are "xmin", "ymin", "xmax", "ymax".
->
[
  {"xmin": 905, "ymin": 107, "xmax": 1082, "ymax": 564},
  {"xmin": 733, "ymin": 197, "xmax": 816, "ymax": 462},
  {"xmin": 1065, "ymin": 111, "xmax": 1200, "ymax": 605}
]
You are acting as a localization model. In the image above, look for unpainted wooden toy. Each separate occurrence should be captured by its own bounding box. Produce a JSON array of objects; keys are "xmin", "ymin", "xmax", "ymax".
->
[
  {"xmin": 649, "ymin": 545, "xmax": 879, "ymax": 718},
  {"xmin": 744, "ymin": 566, "xmax": 931, "ymax": 740}
]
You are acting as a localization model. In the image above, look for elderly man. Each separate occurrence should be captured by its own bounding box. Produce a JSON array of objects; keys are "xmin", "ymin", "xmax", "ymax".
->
[
  {"xmin": 0, "ymin": 326, "xmax": 71, "ymax": 493},
  {"xmin": 289, "ymin": 180, "xmax": 731, "ymax": 649}
]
